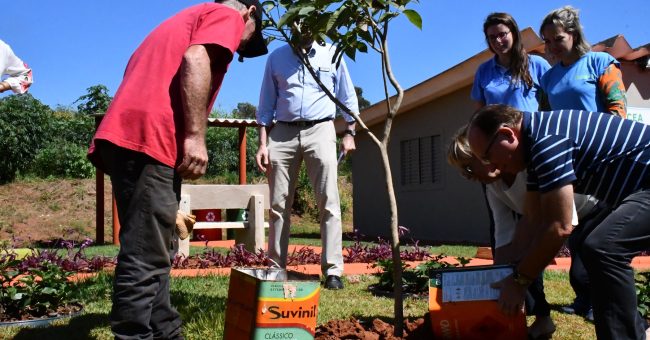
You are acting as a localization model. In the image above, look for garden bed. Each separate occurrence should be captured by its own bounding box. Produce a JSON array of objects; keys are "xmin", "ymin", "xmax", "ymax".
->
[{"xmin": 0, "ymin": 302, "xmax": 83, "ymax": 326}]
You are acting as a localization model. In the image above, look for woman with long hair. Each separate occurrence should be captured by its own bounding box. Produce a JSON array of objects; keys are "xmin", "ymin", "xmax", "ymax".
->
[
  {"xmin": 539, "ymin": 6, "xmax": 630, "ymax": 338},
  {"xmin": 472, "ymin": 12, "xmax": 550, "ymax": 111},
  {"xmin": 540, "ymin": 6, "xmax": 626, "ymax": 117}
]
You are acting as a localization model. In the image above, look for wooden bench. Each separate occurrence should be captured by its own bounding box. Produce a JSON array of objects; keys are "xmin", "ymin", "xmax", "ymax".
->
[{"xmin": 176, "ymin": 184, "xmax": 270, "ymax": 258}]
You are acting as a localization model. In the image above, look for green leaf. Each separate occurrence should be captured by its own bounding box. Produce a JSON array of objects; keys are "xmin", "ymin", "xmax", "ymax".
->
[
  {"xmin": 378, "ymin": 11, "xmax": 399, "ymax": 24},
  {"xmin": 41, "ymin": 287, "xmax": 57, "ymax": 295},
  {"xmin": 298, "ymin": 6, "xmax": 315, "ymax": 15},
  {"xmin": 358, "ymin": 28, "xmax": 373, "ymax": 44},
  {"xmin": 262, "ymin": 0, "xmax": 275, "ymax": 10},
  {"xmin": 344, "ymin": 46, "xmax": 357, "ymax": 61},
  {"xmin": 357, "ymin": 41, "xmax": 368, "ymax": 53},
  {"xmin": 402, "ymin": 9, "xmax": 422, "ymax": 30},
  {"xmin": 277, "ymin": 7, "xmax": 298, "ymax": 28},
  {"xmin": 11, "ymin": 292, "xmax": 23, "ymax": 300}
]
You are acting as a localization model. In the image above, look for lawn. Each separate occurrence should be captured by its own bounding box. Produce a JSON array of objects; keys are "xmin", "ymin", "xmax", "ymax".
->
[{"xmin": 0, "ymin": 252, "xmax": 599, "ymax": 339}]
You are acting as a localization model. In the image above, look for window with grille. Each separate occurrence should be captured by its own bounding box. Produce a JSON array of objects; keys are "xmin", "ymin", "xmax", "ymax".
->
[{"xmin": 400, "ymin": 135, "xmax": 442, "ymax": 187}]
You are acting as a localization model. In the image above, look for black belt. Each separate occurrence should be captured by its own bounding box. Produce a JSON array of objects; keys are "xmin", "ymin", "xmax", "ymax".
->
[{"xmin": 277, "ymin": 117, "xmax": 332, "ymax": 127}]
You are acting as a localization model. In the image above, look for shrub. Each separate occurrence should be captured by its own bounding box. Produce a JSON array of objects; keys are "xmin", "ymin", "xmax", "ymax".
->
[
  {"xmin": 0, "ymin": 94, "xmax": 52, "ymax": 183},
  {"xmin": 0, "ymin": 249, "xmax": 78, "ymax": 320},
  {"xmin": 48, "ymin": 110, "xmax": 95, "ymax": 146},
  {"xmin": 293, "ymin": 164, "xmax": 319, "ymax": 220},
  {"xmin": 636, "ymin": 271, "xmax": 650, "ymax": 318},
  {"xmin": 31, "ymin": 142, "xmax": 95, "ymax": 178},
  {"xmin": 292, "ymin": 160, "xmax": 352, "ymax": 222}
]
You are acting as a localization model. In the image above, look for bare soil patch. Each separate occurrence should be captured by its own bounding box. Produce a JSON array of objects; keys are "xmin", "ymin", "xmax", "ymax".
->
[
  {"xmin": 0, "ymin": 178, "xmax": 113, "ymax": 246},
  {"xmin": 315, "ymin": 316, "xmax": 433, "ymax": 339}
]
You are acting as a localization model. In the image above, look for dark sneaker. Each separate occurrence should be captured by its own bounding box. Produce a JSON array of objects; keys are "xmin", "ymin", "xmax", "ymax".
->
[
  {"xmin": 561, "ymin": 304, "xmax": 594, "ymax": 322},
  {"xmin": 561, "ymin": 305, "xmax": 579, "ymax": 314},
  {"xmin": 324, "ymin": 275, "xmax": 344, "ymax": 290},
  {"xmin": 527, "ymin": 316, "xmax": 556, "ymax": 339}
]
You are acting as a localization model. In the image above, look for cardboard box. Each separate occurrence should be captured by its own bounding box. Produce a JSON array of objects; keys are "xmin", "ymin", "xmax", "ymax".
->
[{"xmin": 429, "ymin": 265, "xmax": 527, "ymax": 340}]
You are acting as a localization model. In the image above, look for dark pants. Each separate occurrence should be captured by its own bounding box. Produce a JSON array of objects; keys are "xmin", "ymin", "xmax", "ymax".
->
[
  {"xmin": 525, "ymin": 275, "xmax": 551, "ymax": 317},
  {"xmin": 581, "ymin": 189, "xmax": 650, "ymax": 340},
  {"xmin": 567, "ymin": 202, "xmax": 612, "ymax": 314},
  {"xmin": 98, "ymin": 142, "xmax": 183, "ymax": 340}
]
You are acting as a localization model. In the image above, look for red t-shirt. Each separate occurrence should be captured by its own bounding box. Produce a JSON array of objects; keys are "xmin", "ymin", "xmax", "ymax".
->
[{"xmin": 89, "ymin": 3, "xmax": 244, "ymax": 168}]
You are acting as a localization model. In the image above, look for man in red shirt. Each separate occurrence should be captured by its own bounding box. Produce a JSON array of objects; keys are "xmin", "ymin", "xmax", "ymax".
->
[{"xmin": 87, "ymin": 1, "xmax": 267, "ymax": 338}]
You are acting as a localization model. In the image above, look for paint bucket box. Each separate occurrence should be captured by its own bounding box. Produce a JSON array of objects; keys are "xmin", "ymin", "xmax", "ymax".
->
[
  {"xmin": 224, "ymin": 268, "xmax": 321, "ymax": 340},
  {"xmin": 428, "ymin": 265, "xmax": 527, "ymax": 340}
]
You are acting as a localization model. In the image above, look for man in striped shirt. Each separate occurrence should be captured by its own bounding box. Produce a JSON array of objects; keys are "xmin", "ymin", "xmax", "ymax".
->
[{"xmin": 467, "ymin": 104, "xmax": 650, "ymax": 339}]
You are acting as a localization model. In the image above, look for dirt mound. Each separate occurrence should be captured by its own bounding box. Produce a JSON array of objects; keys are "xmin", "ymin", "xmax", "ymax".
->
[{"xmin": 315, "ymin": 316, "xmax": 433, "ymax": 340}]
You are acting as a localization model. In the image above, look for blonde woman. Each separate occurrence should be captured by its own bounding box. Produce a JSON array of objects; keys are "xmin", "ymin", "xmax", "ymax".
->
[{"xmin": 540, "ymin": 6, "xmax": 626, "ymax": 117}]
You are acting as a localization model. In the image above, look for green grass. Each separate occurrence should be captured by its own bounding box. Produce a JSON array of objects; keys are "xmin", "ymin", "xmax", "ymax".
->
[
  {"xmin": 19, "ymin": 245, "xmax": 218, "ymax": 259},
  {"xmin": 0, "ymin": 270, "xmax": 598, "ymax": 339},
  {"xmin": 0, "ymin": 222, "xmax": 597, "ymax": 339}
]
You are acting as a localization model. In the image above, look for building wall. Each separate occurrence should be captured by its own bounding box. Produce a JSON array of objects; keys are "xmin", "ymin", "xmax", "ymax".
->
[
  {"xmin": 353, "ymin": 86, "xmax": 491, "ymax": 244},
  {"xmin": 352, "ymin": 56, "xmax": 649, "ymax": 245}
]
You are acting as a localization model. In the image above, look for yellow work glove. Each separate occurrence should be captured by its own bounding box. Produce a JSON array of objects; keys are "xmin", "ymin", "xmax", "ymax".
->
[{"xmin": 175, "ymin": 210, "xmax": 196, "ymax": 240}]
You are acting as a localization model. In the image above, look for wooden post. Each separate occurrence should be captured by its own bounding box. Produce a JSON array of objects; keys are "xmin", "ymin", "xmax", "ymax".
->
[
  {"xmin": 112, "ymin": 193, "xmax": 121, "ymax": 245},
  {"xmin": 238, "ymin": 126, "xmax": 247, "ymax": 185},
  {"xmin": 95, "ymin": 169, "xmax": 104, "ymax": 245},
  {"xmin": 94, "ymin": 115, "xmax": 105, "ymax": 245}
]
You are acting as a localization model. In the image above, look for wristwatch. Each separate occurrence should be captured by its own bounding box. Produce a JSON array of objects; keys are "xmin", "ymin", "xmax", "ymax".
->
[
  {"xmin": 343, "ymin": 129, "xmax": 356, "ymax": 137},
  {"xmin": 512, "ymin": 269, "xmax": 533, "ymax": 287}
]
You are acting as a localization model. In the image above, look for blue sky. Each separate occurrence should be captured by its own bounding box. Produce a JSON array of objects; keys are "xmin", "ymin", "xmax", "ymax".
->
[{"xmin": 1, "ymin": 1, "xmax": 648, "ymax": 112}]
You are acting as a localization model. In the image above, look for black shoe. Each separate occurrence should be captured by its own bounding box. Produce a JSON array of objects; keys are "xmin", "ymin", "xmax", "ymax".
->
[
  {"xmin": 561, "ymin": 304, "xmax": 594, "ymax": 321},
  {"xmin": 324, "ymin": 275, "xmax": 344, "ymax": 290}
]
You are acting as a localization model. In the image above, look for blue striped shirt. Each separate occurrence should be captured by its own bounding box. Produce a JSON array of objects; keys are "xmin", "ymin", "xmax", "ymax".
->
[
  {"xmin": 256, "ymin": 42, "xmax": 359, "ymax": 126},
  {"xmin": 523, "ymin": 110, "xmax": 650, "ymax": 205}
]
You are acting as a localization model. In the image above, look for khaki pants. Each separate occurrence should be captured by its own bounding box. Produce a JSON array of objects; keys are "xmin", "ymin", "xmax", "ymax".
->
[{"xmin": 267, "ymin": 120, "xmax": 343, "ymax": 276}]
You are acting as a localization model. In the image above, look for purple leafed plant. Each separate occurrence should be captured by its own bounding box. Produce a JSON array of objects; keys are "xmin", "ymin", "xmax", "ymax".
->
[
  {"xmin": 343, "ymin": 230, "xmax": 392, "ymax": 263},
  {"xmin": 227, "ymin": 244, "xmax": 268, "ymax": 267},
  {"xmin": 286, "ymin": 246, "xmax": 320, "ymax": 265},
  {"xmin": 2, "ymin": 236, "xmax": 115, "ymax": 274},
  {"xmin": 343, "ymin": 228, "xmax": 432, "ymax": 263}
]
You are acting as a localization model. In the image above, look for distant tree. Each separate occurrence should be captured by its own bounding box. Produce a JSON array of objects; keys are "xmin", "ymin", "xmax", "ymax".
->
[
  {"xmin": 355, "ymin": 86, "xmax": 371, "ymax": 110},
  {"xmin": 75, "ymin": 84, "xmax": 112, "ymax": 115},
  {"xmin": 0, "ymin": 94, "xmax": 52, "ymax": 183},
  {"xmin": 231, "ymin": 102, "xmax": 257, "ymax": 119}
]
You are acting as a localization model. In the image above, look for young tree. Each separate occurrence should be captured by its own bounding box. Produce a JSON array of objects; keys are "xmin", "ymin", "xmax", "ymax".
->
[
  {"xmin": 75, "ymin": 84, "xmax": 112, "ymax": 115},
  {"xmin": 263, "ymin": 0, "xmax": 422, "ymax": 335}
]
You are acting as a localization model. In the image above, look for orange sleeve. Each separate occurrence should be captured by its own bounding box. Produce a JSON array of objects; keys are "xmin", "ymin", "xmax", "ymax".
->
[{"xmin": 598, "ymin": 63, "xmax": 627, "ymax": 118}]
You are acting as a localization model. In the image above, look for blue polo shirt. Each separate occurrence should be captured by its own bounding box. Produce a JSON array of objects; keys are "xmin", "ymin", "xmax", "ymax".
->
[
  {"xmin": 523, "ymin": 109, "xmax": 650, "ymax": 206},
  {"xmin": 471, "ymin": 54, "xmax": 550, "ymax": 111},
  {"xmin": 540, "ymin": 51, "xmax": 618, "ymax": 112}
]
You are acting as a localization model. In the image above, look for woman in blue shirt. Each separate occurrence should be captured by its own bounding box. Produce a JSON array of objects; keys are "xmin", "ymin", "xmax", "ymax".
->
[
  {"xmin": 470, "ymin": 13, "xmax": 554, "ymax": 339},
  {"xmin": 539, "ymin": 5, "xmax": 627, "ymax": 323},
  {"xmin": 540, "ymin": 6, "xmax": 626, "ymax": 117},
  {"xmin": 471, "ymin": 13, "xmax": 550, "ymax": 112}
]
